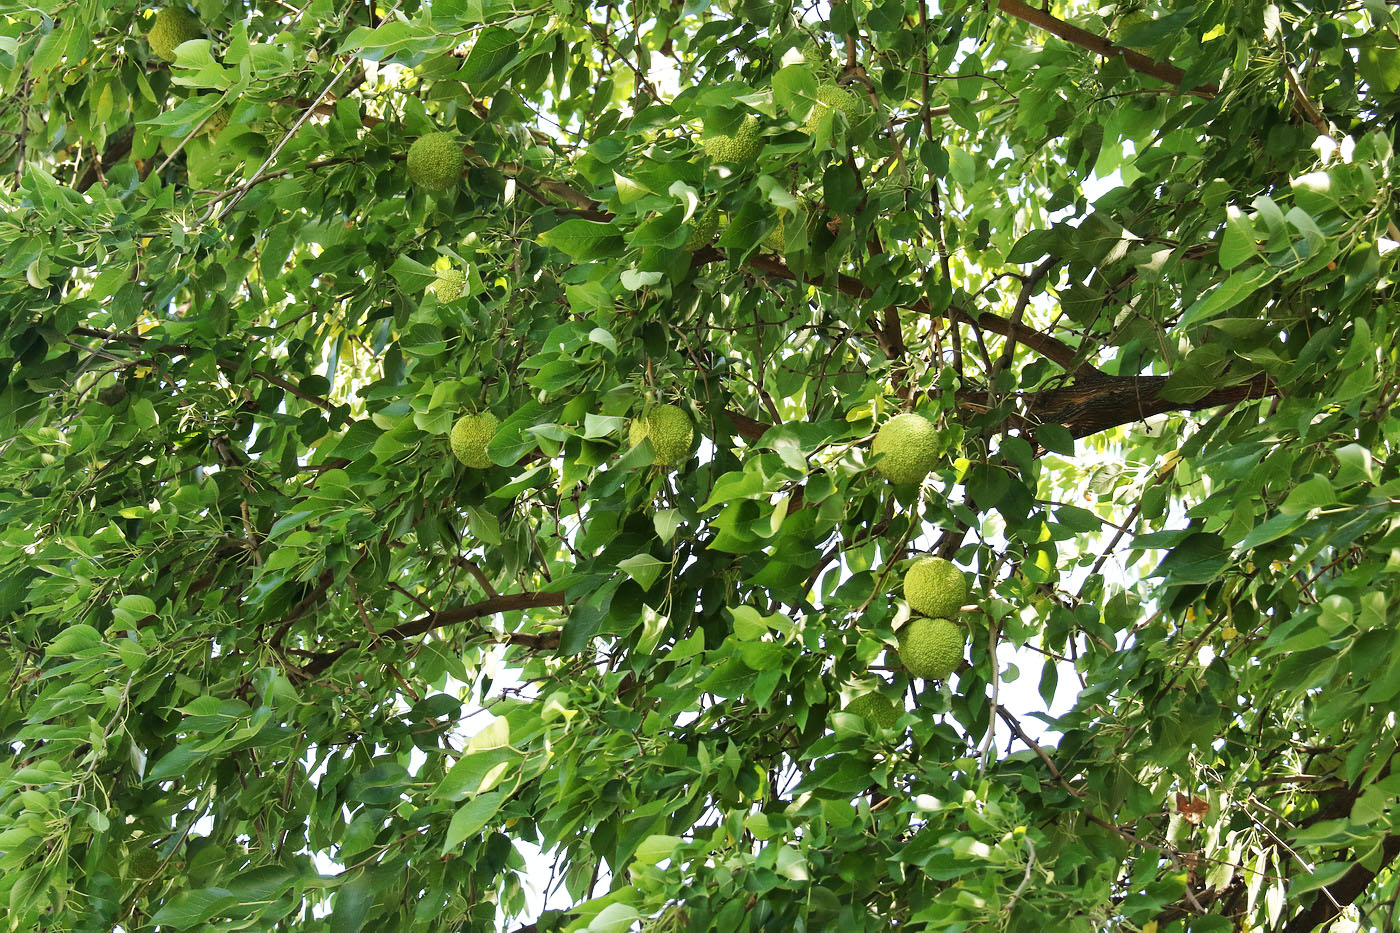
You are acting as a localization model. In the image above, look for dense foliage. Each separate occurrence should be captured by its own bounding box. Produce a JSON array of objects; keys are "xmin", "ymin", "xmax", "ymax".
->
[{"xmin": 2, "ymin": 0, "xmax": 1399, "ymax": 929}]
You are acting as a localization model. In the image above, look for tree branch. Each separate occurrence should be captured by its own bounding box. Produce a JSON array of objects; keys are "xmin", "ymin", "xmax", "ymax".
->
[
  {"xmin": 300, "ymin": 590, "xmax": 567, "ymax": 677},
  {"xmin": 995, "ymin": 0, "xmax": 1219, "ymax": 99}
]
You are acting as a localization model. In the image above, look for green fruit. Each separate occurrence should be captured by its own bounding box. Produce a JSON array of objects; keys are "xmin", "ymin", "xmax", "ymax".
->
[
  {"xmin": 125, "ymin": 844, "xmax": 161, "ymax": 880},
  {"xmin": 148, "ymin": 7, "xmax": 203, "ymax": 61},
  {"xmin": 904, "ymin": 556, "xmax": 968, "ymax": 619},
  {"xmin": 845, "ymin": 692, "xmax": 900, "ymax": 729},
  {"xmin": 684, "ymin": 209, "xmax": 720, "ymax": 250},
  {"xmin": 1114, "ymin": 10, "xmax": 1153, "ymax": 46},
  {"xmin": 433, "ymin": 268, "xmax": 465, "ymax": 302},
  {"xmin": 406, "ymin": 132, "xmax": 464, "ymax": 192},
  {"xmin": 701, "ymin": 116, "xmax": 762, "ymax": 163},
  {"xmin": 870, "ymin": 412, "xmax": 940, "ymax": 484},
  {"xmin": 761, "ymin": 218, "xmax": 785, "ymax": 254},
  {"xmin": 803, "ymin": 83, "xmax": 861, "ymax": 134},
  {"xmin": 450, "ymin": 412, "xmax": 499, "ymax": 468},
  {"xmin": 896, "ymin": 617, "xmax": 964, "ymax": 681},
  {"xmin": 629, "ymin": 404, "xmax": 694, "ymax": 467}
]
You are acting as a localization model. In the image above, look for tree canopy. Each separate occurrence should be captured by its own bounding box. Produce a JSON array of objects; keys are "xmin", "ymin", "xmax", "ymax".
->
[{"xmin": 2, "ymin": 0, "xmax": 1399, "ymax": 930}]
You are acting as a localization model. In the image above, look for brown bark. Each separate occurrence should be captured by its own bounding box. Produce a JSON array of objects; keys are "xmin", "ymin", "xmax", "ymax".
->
[
  {"xmin": 1020, "ymin": 371, "xmax": 1275, "ymax": 439},
  {"xmin": 300, "ymin": 591, "xmax": 566, "ymax": 676},
  {"xmin": 995, "ymin": 0, "xmax": 1219, "ymax": 99}
]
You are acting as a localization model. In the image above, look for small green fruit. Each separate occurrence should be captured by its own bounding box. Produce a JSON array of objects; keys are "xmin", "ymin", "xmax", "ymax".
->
[
  {"xmin": 701, "ymin": 116, "xmax": 762, "ymax": 163},
  {"xmin": 896, "ymin": 617, "xmax": 965, "ymax": 681},
  {"xmin": 629, "ymin": 404, "xmax": 694, "ymax": 467},
  {"xmin": 845, "ymin": 692, "xmax": 900, "ymax": 729},
  {"xmin": 406, "ymin": 132, "xmax": 464, "ymax": 192},
  {"xmin": 148, "ymin": 7, "xmax": 203, "ymax": 61},
  {"xmin": 904, "ymin": 557, "xmax": 968, "ymax": 619},
  {"xmin": 684, "ymin": 209, "xmax": 720, "ymax": 250},
  {"xmin": 761, "ymin": 218, "xmax": 785, "ymax": 254},
  {"xmin": 803, "ymin": 83, "xmax": 861, "ymax": 134},
  {"xmin": 870, "ymin": 412, "xmax": 940, "ymax": 485},
  {"xmin": 450, "ymin": 412, "xmax": 499, "ymax": 468},
  {"xmin": 433, "ymin": 268, "xmax": 465, "ymax": 302},
  {"xmin": 1114, "ymin": 10, "xmax": 1153, "ymax": 47}
]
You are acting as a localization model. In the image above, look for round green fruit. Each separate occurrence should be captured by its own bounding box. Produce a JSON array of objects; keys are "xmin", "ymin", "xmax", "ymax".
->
[
  {"xmin": 904, "ymin": 556, "xmax": 968, "ymax": 619},
  {"xmin": 803, "ymin": 83, "xmax": 861, "ymax": 134},
  {"xmin": 684, "ymin": 208, "xmax": 720, "ymax": 250},
  {"xmin": 406, "ymin": 132, "xmax": 464, "ymax": 192},
  {"xmin": 450, "ymin": 412, "xmax": 499, "ymax": 468},
  {"xmin": 148, "ymin": 7, "xmax": 203, "ymax": 61},
  {"xmin": 701, "ymin": 116, "xmax": 762, "ymax": 163},
  {"xmin": 1114, "ymin": 10, "xmax": 1153, "ymax": 46},
  {"xmin": 845, "ymin": 692, "xmax": 900, "ymax": 729},
  {"xmin": 871, "ymin": 412, "xmax": 940, "ymax": 485},
  {"xmin": 433, "ymin": 268, "xmax": 465, "ymax": 302},
  {"xmin": 761, "ymin": 218, "xmax": 785, "ymax": 254},
  {"xmin": 896, "ymin": 617, "xmax": 964, "ymax": 681},
  {"xmin": 629, "ymin": 404, "xmax": 694, "ymax": 467}
]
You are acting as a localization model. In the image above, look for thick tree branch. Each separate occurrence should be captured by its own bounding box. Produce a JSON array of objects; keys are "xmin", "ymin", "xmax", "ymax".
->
[
  {"xmin": 995, "ymin": 0, "xmax": 1219, "ymax": 99},
  {"xmin": 1020, "ymin": 371, "xmax": 1275, "ymax": 439},
  {"xmin": 1281, "ymin": 837, "xmax": 1400, "ymax": 932},
  {"xmin": 300, "ymin": 590, "xmax": 567, "ymax": 677}
]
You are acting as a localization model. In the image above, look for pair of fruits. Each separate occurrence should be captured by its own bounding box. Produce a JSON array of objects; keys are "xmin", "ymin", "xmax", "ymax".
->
[
  {"xmin": 845, "ymin": 556, "xmax": 969, "ymax": 727},
  {"xmin": 449, "ymin": 404, "xmax": 694, "ymax": 470},
  {"xmin": 699, "ymin": 83, "xmax": 861, "ymax": 161}
]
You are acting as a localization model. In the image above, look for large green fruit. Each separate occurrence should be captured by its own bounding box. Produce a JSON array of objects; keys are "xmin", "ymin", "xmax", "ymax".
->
[
  {"xmin": 701, "ymin": 116, "xmax": 762, "ymax": 163},
  {"xmin": 803, "ymin": 84, "xmax": 861, "ymax": 134},
  {"xmin": 406, "ymin": 132, "xmax": 464, "ymax": 192},
  {"xmin": 896, "ymin": 617, "xmax": 964, "ymax": 681},
  {"xmin": 450, "ymin": 412, "xmax": 499, "ymax": 468},
  {"xmin": 148, "ymin": 7, "xmax": 203, "ymax": 61},
  {"xmin": 904, "ymin": 557, "xmax": 968, "ymax": 619},
  {"xmin": 870, "ymin": 412, "xmax": 940, "ymax": 484},
  {"xmin": 845, "ymin": 692, "xmax": 900, "ymax": 729},
  {"xmin": 433, "ymin": 268, "xmax": 465, "ymax": 302},
  {"xmin": 629, "ymin": 404, "xmax": 694, "ymax": 467},
  {"xmin": 761, "ymin": 218, "xmax": 785, "ymax": 254}
]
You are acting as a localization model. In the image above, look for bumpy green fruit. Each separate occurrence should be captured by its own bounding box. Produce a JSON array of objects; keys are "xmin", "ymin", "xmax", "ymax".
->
[
  {"xmin": 125, "ymin": 845, "xmax": 161, "ymax": 880},
  {"xmin": 684, "ymin": 209, "xmax": 720, "ymax": 250},
  {"xmin": 871, "ymin": 412, "xmax": 940, "ymax": 485},
  {"xmin": 450, "ymin": 412, "xmax": 499, "ymax": 468},
  {"xmin": 629, "ymin": 404, "xmax": 694, "ymax": 467},
  {"xmin": 845, "ymin": 692, "xmax": 900, "ymax": 729},
  {"xmin": 148, "ymin": 7, "xmax": 203, "ymax": 61},
  {"xmin": 433, "ymin": 268, "xmax": 465, "ymax": 302},
  {"xmin": 406, "ymin": 132, "xmax": 464, "ymax": 192},
  {"xmin": 761, "ymin": 218, "xmax": 785, "ymax": 253},
  {"xmin": 904, "ymin": 556, "xmax": 968, "ymax": 619},
  {"xmin": 896, "ymin": 617, "xmax": 964, "ymax": 681},
  {"xmin": 803, "ymin": 83, "xmax": 861, "ymax": 134},
  {"xmin": 702, "ymin": 116, "xmax": 762, "ymax": 163}
]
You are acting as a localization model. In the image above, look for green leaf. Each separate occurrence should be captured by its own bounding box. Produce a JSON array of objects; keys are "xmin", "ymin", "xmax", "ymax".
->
[
  {"xmin": 617, "ymin": 554, "xmax": 665, "ymax": 590},
  {"xmin": 633, "ymin": 834, "xmax": 684, "ymax": 865},
  {"xmin": 1219, "ymin": 207, "xmax": 1258, "ymax": 270},
  {"xmin": 149, "ymin": 888, "xmax": 239, "ymax": 928},
  {"xmin": 772, "ymin": 64, "xmax": 817, "ymax": 117},
  {"xmin": 1177, "ymin": 265, "xmax": 1279, "ymax": 330},
  {"xmin": 537, "ymin": 219, "xmax": 624, "ymax": 260},
  {"xmin": 442, "ymin": 790, "xmax": 506, "ymax": 853}
]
